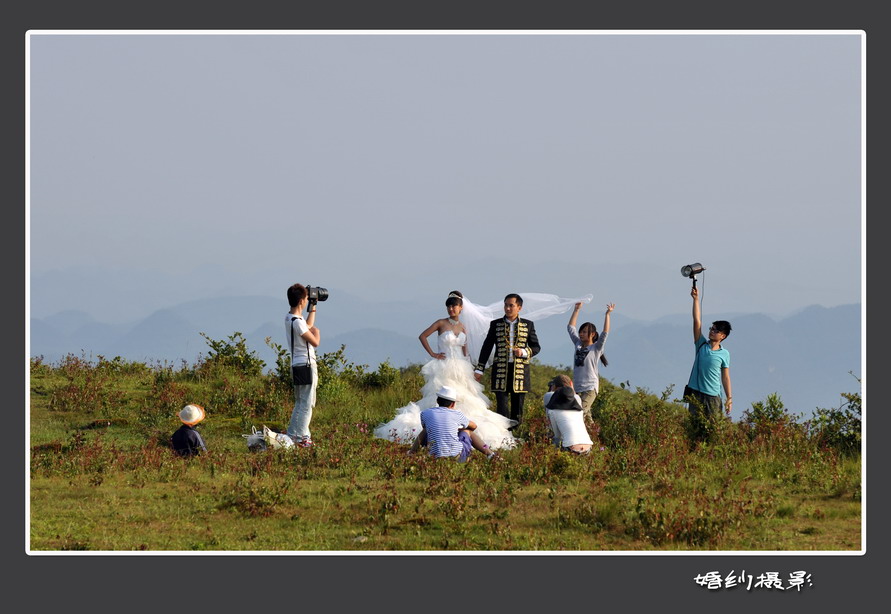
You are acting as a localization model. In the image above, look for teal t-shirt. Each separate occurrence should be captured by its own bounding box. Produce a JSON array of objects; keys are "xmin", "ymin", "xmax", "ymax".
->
[{"xmin": 687, "ymin": 334, "xmax": 730, "ymax": 397}]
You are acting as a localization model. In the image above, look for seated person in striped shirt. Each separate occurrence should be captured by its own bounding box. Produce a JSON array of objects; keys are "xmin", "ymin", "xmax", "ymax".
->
[{"xmin": 408, "ymin": 386, "xmax": 501, "ymax": 462}]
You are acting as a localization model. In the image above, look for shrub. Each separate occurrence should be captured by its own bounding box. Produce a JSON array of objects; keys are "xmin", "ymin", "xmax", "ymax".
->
[
  {"xmin": 198, "ymin": 332, "xmax": 265, "ymax": 377},
  {"xmin": 202, "ymin": 373, "xmax": 290, "ymax": 428},
  {"xmin": 316, "ymin": 345, "xmax": 364, "ymax": 405},
  {"xmin": 141, "ymin": 380, "xmax": 189, "ymax": 431},
  {"xmin": 30, "ymin": 355, "xmax": 52, "ymax": 378},
  {"xmin": 810, "ymin": 375, "xmax": 861, "ymax": 455},
  {"xmin": 741, "ymin": 393, "xmax": 802, "ymax": 441},
  {"xmin": 265, "ymin": 337, "xmax": 292, "ymax": 390},
  {"xmin": 596, "ymin": 381, "xmax": 687, "ymax": 450},
  {"xmin": 361, "ymin": 360, "xmax": 400, "ymax": 389},
  {"xmin": 95, "ymin": 355, "xmax": 152, "ymax": 378},
  {"xmin": 48, "ymin": 354, "xmax": 122, "ymax": 416},
  {"xmin": 150, "ymin": 360, "xmax": 192, "ymax": 386}
]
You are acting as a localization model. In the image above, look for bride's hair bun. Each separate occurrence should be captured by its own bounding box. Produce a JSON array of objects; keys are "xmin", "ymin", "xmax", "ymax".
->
[{"xmin": 445, "ymin": 290, "xmax": 463, "ymax": 307}]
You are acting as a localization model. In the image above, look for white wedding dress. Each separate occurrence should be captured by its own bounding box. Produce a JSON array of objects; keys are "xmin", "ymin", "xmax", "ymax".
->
[{"xmin": 373, "ymin": 330, "xmax": 519, "ymax": 450}]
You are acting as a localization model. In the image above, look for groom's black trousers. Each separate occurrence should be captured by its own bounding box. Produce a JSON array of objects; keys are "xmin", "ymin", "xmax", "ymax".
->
[{"xmin": 494, "ymin": 361, "xmax": 526, "ymax": 425}]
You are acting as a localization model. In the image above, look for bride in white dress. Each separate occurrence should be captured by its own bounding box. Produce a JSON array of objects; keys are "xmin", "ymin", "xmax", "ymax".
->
[
  {"xmin": 373, "ymin": 290, "xmax": 518, "ymax": 450},
  {"xmin": 374, "ymin": 289, "xmax": 594, "ymax": 451}
]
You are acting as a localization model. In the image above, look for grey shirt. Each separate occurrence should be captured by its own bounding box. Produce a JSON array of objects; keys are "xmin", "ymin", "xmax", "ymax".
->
[{"xmin": 568, "ymin": 325, "xmax": 608, "ymax": 393}]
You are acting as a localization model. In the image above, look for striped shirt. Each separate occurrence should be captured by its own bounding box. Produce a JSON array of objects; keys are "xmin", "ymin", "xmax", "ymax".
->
[{"xmin": 419, "ymin": 406, "xmax": 469, "ymax": 458}]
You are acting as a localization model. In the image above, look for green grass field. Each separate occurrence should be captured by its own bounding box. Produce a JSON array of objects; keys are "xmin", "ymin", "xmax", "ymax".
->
[{"xmin": 28, "ymin": 340, "xmax": 862, "ymax": 552}]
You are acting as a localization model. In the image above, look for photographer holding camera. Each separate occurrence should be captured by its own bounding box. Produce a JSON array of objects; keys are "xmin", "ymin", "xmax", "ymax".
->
[{"xmin": 285, "ymin": 283, "xmax": 325, "ymax": 447}]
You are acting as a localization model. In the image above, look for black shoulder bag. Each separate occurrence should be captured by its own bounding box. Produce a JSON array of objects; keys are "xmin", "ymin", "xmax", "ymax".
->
[{"xmin": 290, "ymin": 316, "xmax": 314, "ymax": 385}]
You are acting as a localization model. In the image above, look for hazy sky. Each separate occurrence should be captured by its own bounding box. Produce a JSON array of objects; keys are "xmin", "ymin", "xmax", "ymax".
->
[{"xmin": 28, "ymin": 32, "xmax": 862, "ymax": 319}]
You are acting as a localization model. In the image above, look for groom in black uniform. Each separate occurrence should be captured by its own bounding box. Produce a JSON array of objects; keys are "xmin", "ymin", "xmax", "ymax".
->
[{"xmin": 474, "ymin": 293, "xmax": 541, "ymax": 427}]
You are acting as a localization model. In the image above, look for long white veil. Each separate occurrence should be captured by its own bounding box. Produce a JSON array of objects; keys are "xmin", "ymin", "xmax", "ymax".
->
[{"xmin": 461, "ymin": 292, "xmax": 593, "ymax": 367}]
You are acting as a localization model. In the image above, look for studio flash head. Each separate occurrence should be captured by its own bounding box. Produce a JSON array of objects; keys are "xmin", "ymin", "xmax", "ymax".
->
[
  {"xmin": 681, "ymin": 263, "xmax": 706, "ymax": 289},
  {"xmin": 681, "ymin": 263, "xmax": 706, "ymax": 279}
]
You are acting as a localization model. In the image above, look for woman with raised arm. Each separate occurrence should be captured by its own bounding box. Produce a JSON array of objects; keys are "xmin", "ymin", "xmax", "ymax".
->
[
  {"xmin": 374, "ymin": 291, "xmax": 519, "ymax": 451},
  {"xmin": 567, "ymin": 302, "xmax": 615, "ymax": 424}
]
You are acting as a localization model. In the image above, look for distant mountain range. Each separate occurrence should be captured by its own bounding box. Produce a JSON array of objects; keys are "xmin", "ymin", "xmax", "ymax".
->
[
  {"xmin": 29, "ymin": 292, "xmax": 862, "ymax": 421},
  {"xmin": 30, "ymin": 258, "xmax": 856, "ymax": 325}
]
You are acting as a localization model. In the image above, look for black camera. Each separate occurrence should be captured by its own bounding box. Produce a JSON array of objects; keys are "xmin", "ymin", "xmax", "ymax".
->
[{"xmin": 307, "ymin": 285, "xmax": 329, "ymax": 305}]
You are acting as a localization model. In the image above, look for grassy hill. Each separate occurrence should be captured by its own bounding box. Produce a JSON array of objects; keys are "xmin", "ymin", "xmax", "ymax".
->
[{"xmin": 28, "ymin": 335, "xmax": 861, "ymax": 552}]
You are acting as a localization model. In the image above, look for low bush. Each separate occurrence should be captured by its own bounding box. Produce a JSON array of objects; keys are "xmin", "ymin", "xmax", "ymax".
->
[
  {"xmin": 48, "ymin": 354, "xmax": 122, "ymax": 417},
  {"xmin": 198, "ymin": 332, "xmax": 266, "ymax": 377},
  {"xmin": 741, "ymin": 393, "xmax": 803, "ymax": 441},
  {"xmin": 810, "ymin": 376, "xmax": 861, "ymax": 455},
  {"xmin": 595, "ymin": 381, "xmax": 687, "ymax": 450}
]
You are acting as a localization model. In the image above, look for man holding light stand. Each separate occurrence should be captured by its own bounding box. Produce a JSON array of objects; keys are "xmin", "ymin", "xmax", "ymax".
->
[{"xmin": 682, "ymin": 264, "xmax": 733, "ymax": 439}]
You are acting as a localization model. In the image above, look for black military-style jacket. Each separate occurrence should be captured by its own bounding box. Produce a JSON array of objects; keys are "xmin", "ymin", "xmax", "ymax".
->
[{"xmin": 476, "ymin": 317, "xmax": 540, "ymax": 393}]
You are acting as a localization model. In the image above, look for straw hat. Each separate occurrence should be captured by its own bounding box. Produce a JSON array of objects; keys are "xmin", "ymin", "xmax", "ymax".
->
[{"xmin": 178, "ymin": 404, "xmax": 206, "ymax": 426}]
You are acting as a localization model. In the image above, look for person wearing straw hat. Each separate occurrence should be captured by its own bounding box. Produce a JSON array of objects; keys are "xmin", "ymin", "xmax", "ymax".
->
[
  {"xmin": 408, "ymin": 386, "xmax": 502, "ymax": 462},
  {"xmin": 171, "ymin": 404, "xmax": 207, "ymax": 457}
]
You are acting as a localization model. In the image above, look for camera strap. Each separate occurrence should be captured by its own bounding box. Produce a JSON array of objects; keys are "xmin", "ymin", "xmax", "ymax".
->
[
  {"xmin": 686, "ymin": 336, "xmax": 709, "ymax": 396},
  {"xmin": 289, "ymin": 316, "xmax": 312, "ymax": 366}
]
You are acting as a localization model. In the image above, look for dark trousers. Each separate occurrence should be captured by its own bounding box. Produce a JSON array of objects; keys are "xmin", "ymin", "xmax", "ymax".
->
[
  {"xmin": 494, "ymin": 362, "xmax": 526, "ymax": 425},
  {"xmin": 683, "ymin": 385, "xmax": 722, "ymax": 442},
  {"xmin": 683, "ymin": 385, "xmax": 722, "ymax": 418},
  {"xmin": 495, "ymin": 392, "xmax": 526, "ymax": 425}
]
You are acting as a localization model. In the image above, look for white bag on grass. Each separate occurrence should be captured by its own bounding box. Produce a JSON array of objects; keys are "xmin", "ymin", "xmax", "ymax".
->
[{"xmin": 243, "ymin": 425, "xmax": 294, "ymax": 451}]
